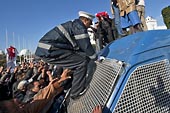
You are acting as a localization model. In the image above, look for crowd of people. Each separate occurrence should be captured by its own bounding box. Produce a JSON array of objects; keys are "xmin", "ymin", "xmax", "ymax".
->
[
  {"xmin": 0, "ymin": 61, "xmax": 102, "ymax": 113},
  {"xmin": 0, "ymin": 0, "xmax": 149, "ymax": 113}
]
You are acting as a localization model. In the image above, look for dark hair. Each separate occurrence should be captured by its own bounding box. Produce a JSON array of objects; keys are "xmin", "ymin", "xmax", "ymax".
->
[
  {"xmin": 27, "ymin": 82, "xmax": 34, "ymax": 90},
  {"xmin": 79, "ymin": 16, "xmax": 89, "ymax": 21}
]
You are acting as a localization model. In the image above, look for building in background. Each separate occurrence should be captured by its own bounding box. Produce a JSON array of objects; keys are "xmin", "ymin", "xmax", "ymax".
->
[
  {"xmin": 0, "ymin": 50, "xmax": 4, "ymax": 55},
  {"xmin": 19, "ymin": 49, "xmax": 32, "ymax": 63},
  {"xmin": 146, "ymin": 16, "xmax": 167, "ymax": 30}
]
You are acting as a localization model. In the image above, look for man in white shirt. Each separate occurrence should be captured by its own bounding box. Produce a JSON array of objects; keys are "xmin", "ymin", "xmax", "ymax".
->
[{"xmin": 136, "ymin": 0, "xmax": 148, "ymax": 31}]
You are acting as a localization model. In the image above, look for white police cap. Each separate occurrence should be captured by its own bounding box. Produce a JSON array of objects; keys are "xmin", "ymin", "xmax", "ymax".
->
[{"xmin": 78, "ymin": 11, "xmax": 95, "ymax": 21}]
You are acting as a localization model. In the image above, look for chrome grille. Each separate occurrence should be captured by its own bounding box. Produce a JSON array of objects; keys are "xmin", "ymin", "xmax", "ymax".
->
[
  {"xmin": 114, "ymin": 59, "xmax": 170, "ymax": 113},
  {"xmin": 67, "ymin": 59, "xmax": 123, "ymax": 113}
]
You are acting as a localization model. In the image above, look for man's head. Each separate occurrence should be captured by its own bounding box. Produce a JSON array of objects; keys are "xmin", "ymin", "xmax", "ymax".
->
[
  {"xmin": 79, "ymin": 11, "xmax": 95, "ymax": 28},
  {"xmin": 32, "ymin": 81, "xmax": 41, "ymax": 92},
  {"xmin": 17, "ymin": 80, "xmax": 28, "ymax": 91}
]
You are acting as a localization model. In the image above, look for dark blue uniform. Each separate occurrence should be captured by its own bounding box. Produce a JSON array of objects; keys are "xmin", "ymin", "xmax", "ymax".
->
[{"xmin": 35, "ymin": 19, "xmax": 96, "ymax": 98}]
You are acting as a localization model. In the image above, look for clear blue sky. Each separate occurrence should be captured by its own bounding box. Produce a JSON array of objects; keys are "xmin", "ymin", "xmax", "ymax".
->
[{"xmin": 0, "ymin": 0, "xmax": 169, "ymax": 53}]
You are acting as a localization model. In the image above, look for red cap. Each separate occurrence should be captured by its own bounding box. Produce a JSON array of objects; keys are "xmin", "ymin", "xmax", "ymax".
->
[{"xmin": 95, "ymin": 12, "xmax": 109, "ymax": 18}]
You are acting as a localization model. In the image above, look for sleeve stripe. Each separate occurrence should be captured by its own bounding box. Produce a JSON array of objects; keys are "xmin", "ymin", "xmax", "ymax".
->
[
  {"xmin": 57, "ymin": 25, "xmax": 78, "ymax": 49},
  {"xmin": 89, "ymin": 53, "xmax": 97, "ymax": 59},
  {"xmin": 38, "ymin": 42, "xmax": 51, "ymax": 50},
  {"xmin": 74, "ymin": 34, "xmax": 89, "ymax": 40}
]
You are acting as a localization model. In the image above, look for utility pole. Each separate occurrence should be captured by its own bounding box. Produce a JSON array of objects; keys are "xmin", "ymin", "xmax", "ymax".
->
[
  {"xmin": 5, "ymin": 29, "xmax": 8, "ymax": 49},
  {"xmin": 13, "ymin": 32, "xmax": 15, "ymax": 47}
]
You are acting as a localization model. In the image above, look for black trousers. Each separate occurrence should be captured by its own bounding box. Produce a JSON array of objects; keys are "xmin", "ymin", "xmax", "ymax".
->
[{"xmin": 43, "ymin": 52, "xmax": 89, "ymax": 98}]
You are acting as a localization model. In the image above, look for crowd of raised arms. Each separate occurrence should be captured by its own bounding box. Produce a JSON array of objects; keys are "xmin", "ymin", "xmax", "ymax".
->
[{"xmin": 0, "ymin": 61, "xmax": 102, "ymax": 113}]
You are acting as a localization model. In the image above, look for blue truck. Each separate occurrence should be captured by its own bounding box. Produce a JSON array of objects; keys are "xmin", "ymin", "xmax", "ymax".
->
[{"xmin": 60, "ymin": 30, "xmax": 170, "ymax": 113}]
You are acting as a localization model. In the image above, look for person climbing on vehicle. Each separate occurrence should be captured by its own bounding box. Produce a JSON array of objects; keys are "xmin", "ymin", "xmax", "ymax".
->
[{"xmin": 35, "ymin": 10, "xmax": 97, "ymax": 99}]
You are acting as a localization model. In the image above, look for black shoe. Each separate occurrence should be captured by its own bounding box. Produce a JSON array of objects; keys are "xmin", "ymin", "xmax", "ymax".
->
[
  {"xmin": 78, "ymin": 87, "xmax": 88, "ymax": 96},
  {"xmin": 70, "ymin": 86, "xmax": 89, "ymax": 100}
]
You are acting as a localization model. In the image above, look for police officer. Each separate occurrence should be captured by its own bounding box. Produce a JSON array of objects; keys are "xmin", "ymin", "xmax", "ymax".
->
[{"xmin": 35, "ymin": 11, "xmax": 97, "ymax": 99}]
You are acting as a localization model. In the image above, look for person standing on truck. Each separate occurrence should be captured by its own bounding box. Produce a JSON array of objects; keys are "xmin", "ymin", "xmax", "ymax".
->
[
  {"xmin": 95, "ymin": 12, "xmax": 115, "ymax": 50},
  {"xmin": 110, "ymin": 0, "xmax": 127, "ymax": 38},
  {"xmin": 35, "ymin": 11, "xmax": 97, "ymax": 99},
  {"xmin": 136, "ymin": 0, "xmax": 148, "ymax": 31},
  {"xmin": 117, "ymin": 0, "xmax": 143, "ymax": 34}
]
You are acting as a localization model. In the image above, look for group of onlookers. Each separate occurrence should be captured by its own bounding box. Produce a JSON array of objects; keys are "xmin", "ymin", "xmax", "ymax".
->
[
  {"xmin": 0, "ymin": 61, "xmax": 73, "ymax": 113},
  {"xmin": 0, "ymin": 61, "xmax": 103, "ymax": 113},
  {"xmin": 91, "ymin": 0, "xmax": 147, "ymax": 52}
]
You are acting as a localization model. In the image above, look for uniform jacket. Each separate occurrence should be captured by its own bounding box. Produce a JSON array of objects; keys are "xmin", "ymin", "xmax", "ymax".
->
[{"xmin": 35, "ymin": 19, "xmax": 96, "ymax": 60}]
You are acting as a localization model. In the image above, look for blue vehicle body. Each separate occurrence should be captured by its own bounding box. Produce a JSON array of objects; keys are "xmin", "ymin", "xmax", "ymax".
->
[
  {"xmin": 100, "ymin": 30, "xmax": 170, "ymax": 63},
  {"xmin": 100, "ymin": 30, "xmax": 170, "ymax": 112}
]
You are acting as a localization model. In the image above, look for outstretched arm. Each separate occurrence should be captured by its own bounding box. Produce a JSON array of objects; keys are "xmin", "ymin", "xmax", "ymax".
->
[
  {"xmin": 53, "ymin": 68, "xmax": 71, "ymax": 88},
  {"xmin": 25, "ymin": 69, "xmax": 71, "ymax": 113}
]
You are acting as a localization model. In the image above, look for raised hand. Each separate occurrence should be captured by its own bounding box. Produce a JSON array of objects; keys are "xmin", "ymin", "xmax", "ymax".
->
[
  {"xmin": 58, "ymin": 69, "xmax": 72, "ymax": 83},
  {"xmin": 6, "ymin": 66, "xmax": 11, "ymax": 73},
  {"xmin": 51, "ymin": 69, "xmax": 72, "ymax": 89},
  {"xmin": 46, "ymin": 70, "xmax": 53, "ymax": 81},
  {"xmin": 92, "ymin": 105, "xmax": 102, "ymax": 113},
  {"xmin": 0, "ymin": 66, "xmax": 4, "ymax": 73},
  {"xmin": 29, "ymin": 62, "xmax": 34, "ymax": 68},
  {"xmin": 14, "ymin": 66, "xmax": 18, "ymax": 74}
]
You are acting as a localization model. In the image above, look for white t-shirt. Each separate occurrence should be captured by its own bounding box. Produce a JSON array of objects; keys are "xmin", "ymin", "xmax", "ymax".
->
[{"xmin": 137, "ymin": 0, "xmax": 145, "ymax": 6}]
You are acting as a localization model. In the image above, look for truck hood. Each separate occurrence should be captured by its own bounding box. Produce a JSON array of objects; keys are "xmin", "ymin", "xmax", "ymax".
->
[{"xmin": 99, "ymin": 30, "xmax": 170, "ymax": 63}]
